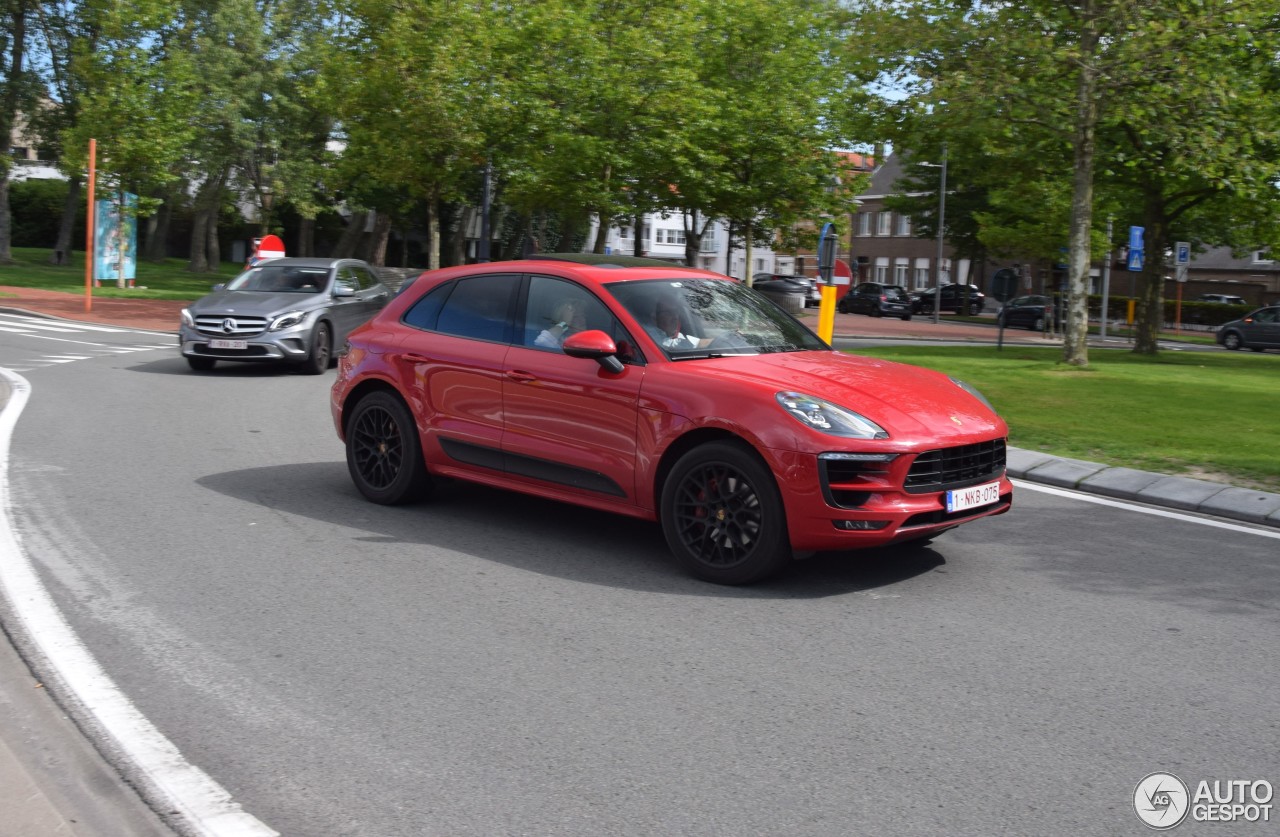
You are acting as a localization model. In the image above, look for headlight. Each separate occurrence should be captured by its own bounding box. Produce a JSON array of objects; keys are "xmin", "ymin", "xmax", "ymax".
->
[
  {"xmin": 776, "ymin": 392, "xmax": 888, "ymax": 439},
  {"xmin": 180, "ymin": 308, "xmax": 194, "ymax": 327},
  {"xmin": 270, "ymin": 310, "xmax": 309, "ymax": 331},
  {"xmin": 949, "ymin": 377, "xmax": 995, "ymax": 411}
]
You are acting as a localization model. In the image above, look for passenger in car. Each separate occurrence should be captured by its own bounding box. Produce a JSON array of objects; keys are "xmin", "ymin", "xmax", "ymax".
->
[{"xmin": 651, "ymin": 300, "xmax": 710, "ymax": 350}]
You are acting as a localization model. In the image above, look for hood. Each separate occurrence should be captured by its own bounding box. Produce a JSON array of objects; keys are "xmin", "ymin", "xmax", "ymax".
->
[
  {"xmin": 188, "ymin": 290, "xmax": 327, "ymax": 317},
  {"xmin": 683, "ymin": 350, "xmax": 1006, "ymax": 443}
]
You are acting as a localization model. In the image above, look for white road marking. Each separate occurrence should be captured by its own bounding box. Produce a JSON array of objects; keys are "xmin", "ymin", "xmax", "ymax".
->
[
  {"xmin": 0, "ymin": 367, "xmax": 279, "ymax": 837},
  {"xmin": 1012, "ymin": 478, "xmax": 1280, "ymax": 540},
  {"xmin": 0, "ymin": 314, "xmax": 130, "ymax": 333}
]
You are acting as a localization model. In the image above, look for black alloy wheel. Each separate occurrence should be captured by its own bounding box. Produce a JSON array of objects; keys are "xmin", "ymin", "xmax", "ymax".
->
[
  {"xmin": 186, "ymin": 356, "xmax": 216, "ymax": 371},
  {"xmin": 1222, "ymin": 332, "xmax": 1243, "ymax": 351},
  {"xmin": 346, "ymin": 391, "xmax": 433, "ymax": 504},
  {"xmin": 660, "ymin": 441, "xmax": 790, "ymax": 585}
]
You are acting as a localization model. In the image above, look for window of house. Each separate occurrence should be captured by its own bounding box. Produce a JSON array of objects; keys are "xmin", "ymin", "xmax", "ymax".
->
[
  {"xmin": 894, "ymin": 260, "xmax": 909, "ymax": 285},
  {"xmin": 914, "ymin": 261, "xmax": 930, "ymax": 289},
  {"xmin": 857, "ymin": 212, "xmax": 871, "ymax": 236},
  {"xmin": 896, "ymin": 215, "xmax": 912, "ymax": 236},
  {"xmin": 1252, "ymin": 250, "xmax": 1273, "ymax": 264},
  {"xmin": 876, "ymin": 212, "xmax": 892, "ymax": 236},
  {"xmin": 874, "ymin": 257, "xmax": 889, "ymax": 282},
  {"xmin": 619, "ymin": 227, "xmax": 631, "ymax": 240}
]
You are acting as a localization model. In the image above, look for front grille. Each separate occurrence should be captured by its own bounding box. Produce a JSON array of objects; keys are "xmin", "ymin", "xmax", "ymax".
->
[
  {"xmin": 904, "ymin": 439, "xmax": 1006, "ymax": 493},
  {"xmin": 192, "ymin": 344, "xmax": 272, "ymax": 357},
  {"xmin": 195, "ymin": 314, "xmax": 269, "ymax": 337}
]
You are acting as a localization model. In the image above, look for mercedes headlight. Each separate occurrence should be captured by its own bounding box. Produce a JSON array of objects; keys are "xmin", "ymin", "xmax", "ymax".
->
[
  {"xmin": 776, "ymin": 392, "xmax": 888, "ymax": 439},
  {"xmin": 180, "ymin": 308, "xmax": 194, "ymax": 328},
  {"xmin": 270, "ymin": 310, "xmax": 309, "ymax": 331}
]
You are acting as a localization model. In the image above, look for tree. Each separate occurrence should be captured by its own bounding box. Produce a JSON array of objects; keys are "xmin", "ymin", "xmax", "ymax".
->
[
  {"xmin": 856, "ymin": 0, "xmax": 1280, "ymax": 361},
  {"xmin": 0, "ymin": 0, "xmax": 39, "ymax": 264}
]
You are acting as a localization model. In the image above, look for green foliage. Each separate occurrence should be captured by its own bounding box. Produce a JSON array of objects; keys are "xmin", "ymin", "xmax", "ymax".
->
[{"xmin": 8, "ymin": 179, "xmax": 81, "ymax": 247}]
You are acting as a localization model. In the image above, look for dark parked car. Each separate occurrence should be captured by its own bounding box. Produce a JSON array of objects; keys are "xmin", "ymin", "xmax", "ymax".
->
[
  {"xmin": 752, "ymin": 273, "xmax": 822, "ymax": 307},
  {"xmin": 332, "ymin": 256, "xmax": 1012, "ymax": 585},
  {"xmin": 1216, "ymin": 306, "xmax": 1280, "ymax": 352},
  {"xmin": 997, "ymin": 295, "xmax": 1055, "ymax": 331},
  {"xmin": 912, "ymin": 284, "xmax": 986, "ymax": 315},
  {"xmin": 838, "ymin": 282, "xmax": 913, "ymax": 319},
  {"xmin": 179, "ymin": 257, "xmax": 391, "ymax": 373},
  {"xmin": 1198, "ymin": 293, "xmax": 1248, "ymax": 305}
]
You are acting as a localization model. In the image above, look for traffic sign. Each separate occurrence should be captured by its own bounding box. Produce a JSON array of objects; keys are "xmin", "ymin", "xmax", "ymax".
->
[
  {"xmin": 1176, "ymin": 241, "xmax": 1190, "ymax": 265},
  {"xmin": 1127, "ymin": 249, "xmax": 1144, "ymax": 272},
  {"xmin": 1129, "ymin": 226, "xmax": 1144, "ymax": 250}
]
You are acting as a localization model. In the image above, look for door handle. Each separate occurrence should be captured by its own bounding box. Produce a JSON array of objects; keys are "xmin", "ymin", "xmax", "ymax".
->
[
  {"xmin": 403, "ymin": 353, "xmax": 432, "ymax": 364},
  {"xmin": 505, "ymin": 370, "xmax": 536, "ymax": 383}
]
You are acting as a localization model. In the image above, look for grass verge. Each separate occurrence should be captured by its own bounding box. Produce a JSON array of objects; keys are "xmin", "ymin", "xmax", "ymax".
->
[
  {"xmin": 0, "ymin": 246, "xmax": 239, "ymax": 300},
  {"xmin": 853, "ymin": 345, "xmax": 1280, "ymax": 492}
]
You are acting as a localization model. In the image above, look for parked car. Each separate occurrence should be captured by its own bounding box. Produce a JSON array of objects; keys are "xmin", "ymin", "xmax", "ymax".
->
[
  {"xmin": 997, "ymin": 295, "xmax": 1055, "ymax": 331},
  {"xmin": 180, "ymin": 257, "xmax": 391, "ymax": 373},
  {"xmin": 1198, "ymin": 293, "xmax": 1248, "ymax": 305},
  {"xmin": 331, "ymin": 256, "xmax": 1012, "ymax": 585},
  {"xmin": 912, "ymin": 284, "xmax": 986, "ymax": 315},
  {"xmin": 838, "ymin": 282, "xmax": 913, "ymax": 319},
  {"xmin": 1216, "ymin": 305, "xmax": 1280, "ymax": 352},
  {"xmin": 752, "ymin": 273, "xmax": 822, "ymax": 307}
]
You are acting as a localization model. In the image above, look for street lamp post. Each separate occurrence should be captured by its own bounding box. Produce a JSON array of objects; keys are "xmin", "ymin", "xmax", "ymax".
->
[{"xmin": 919, "ymin": 144, "xmax": 948, "ymax": 324}]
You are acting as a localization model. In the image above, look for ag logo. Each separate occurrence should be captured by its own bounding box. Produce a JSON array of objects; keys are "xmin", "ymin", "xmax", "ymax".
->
[{"xmin": 1134, "ymin": 772, "xmax": 1190, "ymax": 829}]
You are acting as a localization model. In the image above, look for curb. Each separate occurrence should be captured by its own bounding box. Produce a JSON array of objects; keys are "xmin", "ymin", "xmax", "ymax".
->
[{"xmin": 1007, "ymin": 447, "xmax": 1280, "ymax": 528}]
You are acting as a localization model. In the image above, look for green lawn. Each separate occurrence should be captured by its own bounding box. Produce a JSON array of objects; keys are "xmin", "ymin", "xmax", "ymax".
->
[
  {"xmin": 0, "ymin": 246, "xmax": 239, "ymax": 300},
  {"xmin": 854, "ymin": 345, "xmax": 1280, "ymax": 491}
]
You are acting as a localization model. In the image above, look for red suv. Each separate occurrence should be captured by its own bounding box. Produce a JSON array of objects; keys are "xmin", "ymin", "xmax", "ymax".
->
[{"xmin": 331, "ymin": 256, "xmax": 1012, "ymax": 584}]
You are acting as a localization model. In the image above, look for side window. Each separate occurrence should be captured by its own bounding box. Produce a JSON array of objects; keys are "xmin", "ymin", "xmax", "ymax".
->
[
  {"xmin": 401, "ymin": 282, "xmax": 451, "ymax": 330},
  {"xmin": 522, "ymin": 275, "xmax": 640, "ymax": 363},
  {"xmin": 434, "ymin": 274, "xmax": 516, "ymax": 342},
  {"xmin": 354, "ymin": 266, "xmax": 380, "ymax": 291}
]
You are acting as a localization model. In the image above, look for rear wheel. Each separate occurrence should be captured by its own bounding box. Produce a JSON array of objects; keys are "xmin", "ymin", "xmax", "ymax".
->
[
  {"xmin": 298, "ymin": 322, "xmax": 331, "ymax": 375},
  {"xmin": 871, "ymin": 305, "xmax": 883, "ymax": 318},
  {"xmin": 1031, "ymin": 316, "xmax": 1044, "ymax": 331},
  {"xmin": 186, "ymin": 356, "xmax": 216, "ymax": 371},
  {"xmin": 1222, "ymin": 331, "xmax": 1243, "ymax": 350},
  {"xmin": 900, "ymin": 313, "xmax": 912, "ymax": 321},
  {"xmin": 660, "ymin": 441, "xmax": 790, "ymax": 585},
  {"xmin": 346, "ymin": 391, "xmax": 433, "ymax": 504}
]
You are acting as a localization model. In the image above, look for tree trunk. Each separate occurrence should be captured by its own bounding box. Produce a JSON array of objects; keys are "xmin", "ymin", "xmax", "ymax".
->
[
  {"xmin": 592, "ymin": 209, "xmax": 612, "ymax": 254},
  {"xmin": 449, "ymin": 205, "xmax": 473, "ymax": 266},
  {"xmin": 50, "ymin": 175, "xmax": 82, "ymax": 264},
  {"xmin": 633, "ymin": 212, "xmax": 645, "ymax": 258},
  {"xmin": 331, "ymin": 210, "xmax": 367, "ymax": 259},
  {"xmin": 188, "ymin": 209, "xmax": 209, "ymax": 272},
  {"xmin": 744, "ymin": 223, "xmax": 754, "ymax": 285},
  {"xmin": 298, "ymin": 217, "xmax": 315, "ymax": 257},
  {"xmin": 145, "ymin": 198, "xmax": 172, "ymax": 262},
  {"xmin": 0, "ymin": 0, "xmax": 29, "ymax": 264},
  {"xmin": 365, "ymin": 212, "xmax": 391, "ymax": 265},
  {"xmin": 206, "ymin": 212, "xmax": 221, "ymax": 269},
  {"xmin": 1062, "ymin": 0, "xmax": 1100, "ymax": 368},
  {"xmin": 426, "ymin": 198, "xmax": 440, "ymax": 270},
  {"xmin": 1133, "ymin": 193, "xmax": 1168, "ymax": 355}
]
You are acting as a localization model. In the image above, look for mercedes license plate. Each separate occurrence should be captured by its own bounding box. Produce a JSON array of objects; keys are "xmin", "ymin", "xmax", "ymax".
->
[
  {"xmin": 209, "ymin": 339, "xmax": 247, "ymax": 350},
  {"xmin": 945, "ymin": 480, "xmax": 1001, "ymax": 513}
]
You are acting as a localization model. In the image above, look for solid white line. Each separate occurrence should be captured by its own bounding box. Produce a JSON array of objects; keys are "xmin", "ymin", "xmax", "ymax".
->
[
  {"xmin": 0, "ymin": 367, "xmax": 279, "ymax": 837},
  {"xmin": 1012, "ymin": 478, "xmax": 1280, "ymax": 539}
]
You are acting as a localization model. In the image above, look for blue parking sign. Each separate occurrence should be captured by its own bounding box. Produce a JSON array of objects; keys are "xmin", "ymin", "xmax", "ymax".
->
[{"xmin": 1129, "ymin": 226, "xmax": 1144, "ymax": 250}]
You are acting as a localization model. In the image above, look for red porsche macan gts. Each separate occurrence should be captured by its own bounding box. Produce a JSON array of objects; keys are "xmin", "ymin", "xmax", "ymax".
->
[{"xmin": 331, "ymin": 256, "xmax": 1012, "ymax": 584}]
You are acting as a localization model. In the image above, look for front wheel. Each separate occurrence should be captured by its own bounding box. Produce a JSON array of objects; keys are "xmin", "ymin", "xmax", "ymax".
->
[
  {"xmin": 298, "ymin": 322, "xmax": 332, "ymax": 375},
  {"xmin": 1031, "ymin": 316, "xmax": 1045, "ymax": 332},
  {"xmin": 900, "ymin": 313, "xmax": 912, "ymax": 321},
  {"xmin": 660, "ymin": 441, "xmax": 790, "ymax": 585},
  {"xmin": 346, "ymin": 391, "xmax": 433, "ymax": 504},
  {"xmin": 1222, "ymin": 331, "xmax": 1243, "ymax": 351}
]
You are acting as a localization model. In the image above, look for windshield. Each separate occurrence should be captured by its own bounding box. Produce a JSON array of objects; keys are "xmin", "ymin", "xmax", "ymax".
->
[
  {"xmin": 226, "ymin": 265, "xmax": 329, "ymax": 293},
  {"xmin": 606, "ymin": 278, "xmax": 828, "ymax": 358}
]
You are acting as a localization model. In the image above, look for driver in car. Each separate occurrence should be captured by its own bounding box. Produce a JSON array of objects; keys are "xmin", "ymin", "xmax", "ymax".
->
[{"xmin": 652, "ymin": 301, "xmax": 711, "ymax": 350}]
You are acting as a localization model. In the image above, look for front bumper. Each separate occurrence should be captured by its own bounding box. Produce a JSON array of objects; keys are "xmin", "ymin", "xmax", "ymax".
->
[{"xmin": 179, "ymin": 325, "xmax": 312, "ymax": 363}]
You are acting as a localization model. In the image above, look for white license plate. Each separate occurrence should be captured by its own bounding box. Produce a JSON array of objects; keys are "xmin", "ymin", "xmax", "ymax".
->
[
  {"xmin": 945, "ymin": 480, "xmax": 1002, "ymax": 513},
  {"xmin": 209, "ymin": 339, "xmax": 247, "ymax": 350}
]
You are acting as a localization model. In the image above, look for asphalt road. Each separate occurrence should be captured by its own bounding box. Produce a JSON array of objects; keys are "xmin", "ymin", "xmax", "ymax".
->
[{"xmin": 1, "ymin": 316, "xmax": 1277, "ymax": 836}]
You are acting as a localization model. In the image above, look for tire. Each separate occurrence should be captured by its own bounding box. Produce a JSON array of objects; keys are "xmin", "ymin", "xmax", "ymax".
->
[
  {"xmin": 1222, "ymin": 331, "xmax": 1243, "ymax": 351},
  {"xmin": 970, "ymin": 302, "xmax": 983, "ymax": 316},
  {"xmin": 345, "ymin": 390, "xmax": 433, "ymax": 505},
  {"xmin": 901, "ymin": 313, "xmax": 912, "ymax": 321},
  {"xmin": 1249, "ymin": 346, "xmax": 1264, "ymax": 352},
  {"xmin": 660, "ymin": 441, "xmax": 790, "ymax": 585},
  {"xmin": 1031, "ymin": 316, "xmax": 1045, "ymax": 332},
  {"xmin": 298, "ymin": 322, "xmax": 332, "ymax": 375},
  {"xmin": 186, "ymin": 356, "xmax": 216, "ymax": 371},
  {"xmin": 871, "ymin": 306, "xmax": 883, "ymax": 318}
]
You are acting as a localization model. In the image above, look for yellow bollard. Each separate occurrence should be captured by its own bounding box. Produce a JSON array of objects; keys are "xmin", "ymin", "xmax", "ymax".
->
[{"xmin": 817, "ymin": 284, "xmax": 838, "ymax": 344}]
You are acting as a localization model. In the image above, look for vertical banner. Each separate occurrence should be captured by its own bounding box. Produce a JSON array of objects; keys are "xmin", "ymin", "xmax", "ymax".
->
[{"xmin": 94, "ymin": 192, "xmax": 138, "ymax": 283}]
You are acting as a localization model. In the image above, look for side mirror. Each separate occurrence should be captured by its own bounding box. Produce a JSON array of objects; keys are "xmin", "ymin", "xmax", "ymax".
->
[
  {"xmin": 333, "ymin": 285, "xmax": 356, "ymax": 298},
  {"xmin": 562, "ymin": 329, "xmax": 625, "ymax": 374}
]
